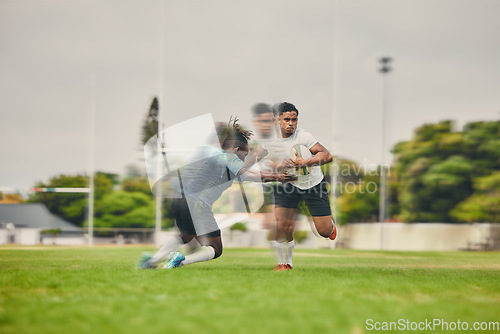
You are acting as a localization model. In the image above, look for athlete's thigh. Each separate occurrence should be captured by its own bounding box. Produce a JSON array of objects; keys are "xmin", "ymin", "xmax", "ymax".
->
[
  {"xmin": 172, "ymin": 198, "xmax": 197, "ymax": 235},
  {"xmin": 273, "ymin": 183, "xmax": 301, "ymax": 210},
  {"xmin": 274, "ymin": 206, "xmax": 298, "ymax": 240},
  {"xmin": 187, "ymin": 198, "xmax": 220, "ymax": 237},
  {"xmin": 303, "ymin": 180, "xmax": 332, "ymax": 217}
]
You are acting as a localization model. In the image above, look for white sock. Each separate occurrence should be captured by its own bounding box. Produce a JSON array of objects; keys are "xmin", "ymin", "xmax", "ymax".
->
[
  {"xmin": 181, "ymin": 246, "xmax": 216, "ymax": 266},
  {"xmin": 177, "ymin": 238, "xmax": 200, "ymax": 255},
  {"xmin": 271, "ymin": 240, "xmax": 283, "ymax": 264},
  {"xmin": 148, "ymin": 236, "xmax": 183, "ymax": 265},
  {"xmin": 285, "ymin": 240, "xmax": 294, "ymax": 266},
  {"xmin": 274, "ymin": 240, "xmax": 293, "ymax": 265}
]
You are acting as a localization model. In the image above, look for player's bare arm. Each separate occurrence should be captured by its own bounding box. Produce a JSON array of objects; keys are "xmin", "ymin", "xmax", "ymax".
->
[
  {"xmin": 237, "ymin": 165, "xmax": 296, "ymax": 183},
  {"xmin": 250, "ymin": 145, "xmax": 268, "ymax": 163},
  {"xmin": 286, "ymin": 142, "xmax": 332, "ymax": 168}
]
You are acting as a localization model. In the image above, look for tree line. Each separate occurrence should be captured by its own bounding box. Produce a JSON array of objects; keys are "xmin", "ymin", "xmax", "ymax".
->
[
  {"xmin": 5, "ymin": 118, "xmax": 498, "ymax": 227},
  {"xmin": 26, "ymin": 167, "xmax": 173, "ymax": 228},
  {"xmin": 337, "ymin": 120, "xmax": 500, "ymax": 224}
]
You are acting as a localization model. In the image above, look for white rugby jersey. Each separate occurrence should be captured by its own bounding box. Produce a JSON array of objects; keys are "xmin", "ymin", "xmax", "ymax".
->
[{"xmin": 263, "ymin": 128, "xmax": 325, "ymax": 190}]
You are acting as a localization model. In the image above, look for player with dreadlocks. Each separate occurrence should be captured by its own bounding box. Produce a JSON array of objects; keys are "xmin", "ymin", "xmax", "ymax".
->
[{"xmin": 139, "ymin": 117, "xmax": 296, "ymax": 269}]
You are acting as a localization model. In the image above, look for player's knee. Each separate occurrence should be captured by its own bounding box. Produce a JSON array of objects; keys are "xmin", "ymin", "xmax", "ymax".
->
[
  {"xmin": 318, "ymin": 230, "xmax": 330, "ymax": 238},
  {"xmin": 213, "ymin": 244, "xmax": 223, "ymax": 259},
  {"xmin": 281, "ymin": 219, "xmax": 294, "ymax": 231},
  {"xmin": 285, "ymin": 224, "xmax": 294, "ymax": 234},
  {"xmin": 180, "ymin": 233, "xmax": 194, "ymax": 244},
  {"xmin": 207, "ymin": 241, "xmax": 222, "ymax": 259},
  {"xmin": 316, "ymin": 224, "xmax": 333, "ymax": 238}
]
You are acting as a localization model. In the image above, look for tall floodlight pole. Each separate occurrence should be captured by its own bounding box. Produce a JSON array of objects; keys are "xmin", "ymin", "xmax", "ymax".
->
[{"xmin": 379, "ymin": 57, "xmax": 392, "ymax": 249}]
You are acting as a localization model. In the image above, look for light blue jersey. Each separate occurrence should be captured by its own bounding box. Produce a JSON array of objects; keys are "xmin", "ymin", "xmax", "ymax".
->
[{"xmin": 183, "ymin": 151, "xmax": 244, "ymax": 206}]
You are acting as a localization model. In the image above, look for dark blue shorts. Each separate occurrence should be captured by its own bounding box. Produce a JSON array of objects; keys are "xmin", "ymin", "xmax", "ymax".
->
[
  {"xmin": 273, "ymin": 179, "xmax": 332, "ymax": 216},
  {"xmin": 171, "ymin": 198, "xmax": 221, "ymax": 238}
]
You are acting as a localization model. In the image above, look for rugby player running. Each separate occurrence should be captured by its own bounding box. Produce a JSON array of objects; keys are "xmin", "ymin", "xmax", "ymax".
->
[{"xmin": 262, "ymin": 102, "xmax": 337, "ymax": 271}]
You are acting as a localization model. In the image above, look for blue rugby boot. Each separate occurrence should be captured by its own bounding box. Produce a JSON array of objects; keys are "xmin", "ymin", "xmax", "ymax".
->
[
  {"xmin": 162, "ymin": 252, "xmax": 185, "ymax": 269},
  {"xmin": 137, "ymin": 252, "xmax": 155, "ymax": 269}
]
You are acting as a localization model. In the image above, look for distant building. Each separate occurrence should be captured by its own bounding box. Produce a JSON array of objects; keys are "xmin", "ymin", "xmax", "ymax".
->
[{"xmin": 0, "ymin": 203, "xmax": 83, "ymax": 245}]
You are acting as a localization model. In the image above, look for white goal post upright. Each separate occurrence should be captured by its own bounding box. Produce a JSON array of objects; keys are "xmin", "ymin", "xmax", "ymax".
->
[
  {"xmin": 330, "ymin": 0, "xmax": 341, "ymax": 248},
  {"xmin": 155, "ymin": 0, "xmax": 167, "ymax": 244},
  {"xmin": 88, "ymin": 74, "xmax": 96, "ymax": 247}
]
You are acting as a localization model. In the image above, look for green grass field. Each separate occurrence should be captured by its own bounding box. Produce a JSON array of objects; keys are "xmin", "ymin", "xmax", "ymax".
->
[{"xmin": 1, "ymin": 247, "xmax": 499, "ymax": 334}]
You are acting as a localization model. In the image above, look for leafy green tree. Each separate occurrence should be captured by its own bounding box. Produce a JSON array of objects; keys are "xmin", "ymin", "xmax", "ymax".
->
[
  {"xmin": 451, "ymin": 172, "xmax": 500, "ymax": 222},
  {"xmin": 333, "ymin": 158, "xmax": 363, "ymax": 193},
  {"xmin": 392, "ymin": 120, "xmax": 500, "ymax": 222},
  {"xmin": 334, "ymin": 158, "xmax": 377, "ymax": 224},
  {"xmin": 421, "ymin": 155, "xmax": 473, "ymax": 221},
  {"xmin": 91, "ymin": 191, "xmax": 155, "ymax": 228},
  {"xmin": 336, "ymin": 179, "xmax": 379, "ymax": 224},
  {"xmin": 141, "ymin": 97, "xmax": 158, "ymax": 146},
  {"xmin": 334, "ymin": 120, "xmax": 499, "ymax": 224},
  {"xmin": 334, "ymin": 162, "xmax": 399, "ymax": 224},
  {"xmin": 121, "ymin": 164, "xmax": 152, "ymax": 196},
  {"xmin": 120, "ymin": 164, "xmax": 175, "ymax": 228}
]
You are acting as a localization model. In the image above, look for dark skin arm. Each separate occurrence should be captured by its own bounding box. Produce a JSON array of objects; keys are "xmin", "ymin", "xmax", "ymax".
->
[
  {"xmin": 222, "ymin": 147, "xmax": 295, "ymax": 183},
  {"xmin": 247, "ymin": 145, "xmax": 284, "ymax": 173},
  {"xmin": 237, "ymin": 166, "xmax": 296, "ymax": 183},
  {"xmin": 286, "ymin": 142, "xmax": 332, "ymax": 168},
  {"xmin": 251, "ymin": 146, "xmax": 268, "ymax": 163}
]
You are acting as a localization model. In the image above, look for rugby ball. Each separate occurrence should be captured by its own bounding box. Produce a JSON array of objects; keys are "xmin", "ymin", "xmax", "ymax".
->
[{"xmin": 290, "ymin": 144, "xmax": 313, "ymax": 175}]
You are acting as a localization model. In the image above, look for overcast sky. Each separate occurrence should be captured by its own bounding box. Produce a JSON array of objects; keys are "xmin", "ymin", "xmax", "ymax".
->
[{"xmin": 1, "ymin": 0, "xmax": 499, "ymax": 189}]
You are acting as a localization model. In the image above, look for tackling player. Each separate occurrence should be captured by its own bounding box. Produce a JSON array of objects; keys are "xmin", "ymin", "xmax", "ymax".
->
[{"xmin": 139, "ymin": 119, "xmax": 295, "ymax": 270}]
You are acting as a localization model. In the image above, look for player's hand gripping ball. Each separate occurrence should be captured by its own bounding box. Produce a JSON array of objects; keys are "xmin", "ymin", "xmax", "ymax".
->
[{"xmin": 289, "ymin": 144, "xmax": 313, "ymax": 176}]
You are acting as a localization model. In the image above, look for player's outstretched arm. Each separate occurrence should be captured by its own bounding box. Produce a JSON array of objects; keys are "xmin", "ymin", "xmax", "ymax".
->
[
  {"xmin": 237, "ymin": 166, "xmax": 296, "ymax": 183},
  {"xmin": 252, "ymin": 146, "xmax": 268, "ymax": 162}
]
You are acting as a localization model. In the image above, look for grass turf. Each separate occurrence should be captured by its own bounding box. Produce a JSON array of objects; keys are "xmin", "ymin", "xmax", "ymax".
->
[{"xmin": 0, "ymin": 247, "xmax": 499, "ymax": 334}]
